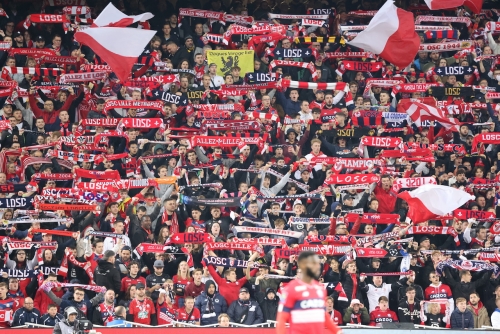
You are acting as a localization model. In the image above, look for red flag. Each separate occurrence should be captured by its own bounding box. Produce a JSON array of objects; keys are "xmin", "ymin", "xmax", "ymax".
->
[{"xmin": 349, "ymin": 0, "xmax": 420, "ymax": 68}]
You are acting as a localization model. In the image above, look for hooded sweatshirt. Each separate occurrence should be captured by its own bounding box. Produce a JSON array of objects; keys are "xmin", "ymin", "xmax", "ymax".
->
[{"xmin": 194, "ymin": 280, "xmax": 228, "ymax": 325}]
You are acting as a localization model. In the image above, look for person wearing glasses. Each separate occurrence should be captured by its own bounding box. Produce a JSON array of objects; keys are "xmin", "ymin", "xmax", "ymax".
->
[
  {"xmin": 12, "ymin": 297, "xmax": 40, "ymax": 326},
  {"xmin": 44, "ymin": 287, "xmax": 104, "ymax": 320}
]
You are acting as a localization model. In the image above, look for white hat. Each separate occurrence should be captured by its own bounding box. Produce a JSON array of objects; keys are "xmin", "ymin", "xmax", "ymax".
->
[{"xmin": 350, "ymin": 299, "xmax": 361, "ymax": 306}]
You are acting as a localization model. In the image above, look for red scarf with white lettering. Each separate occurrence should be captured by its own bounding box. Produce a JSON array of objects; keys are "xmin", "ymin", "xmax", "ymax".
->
[
  {"xmin": 408, "ymin": 226, "xmax": 459, "ymax": 245},
  {"xmin": 471, "ymin": 133, "xmax": 500, "ymax": 155}
]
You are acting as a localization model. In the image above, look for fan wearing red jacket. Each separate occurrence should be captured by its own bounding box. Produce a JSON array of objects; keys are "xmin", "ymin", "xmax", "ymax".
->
[
  {"xmin": 175, "ymin": 296, "xmax": 200, "ymax": 326},
  {"xmin": 127, "ymin": 282, "xmax": 157, "ymax": 325},
  {"xmin": 34, "ymin": 274, "xmax": 64, "ymax": 313},
  {"xmin": 369, "ymin": 296, "xmax": 399, "ymax": 326},
  {"xmin": 425, "ymin": 272, "xmax": 454, "ymax": 314},
  {"xmin": 203, "ymin": 251, "xmax": 259, "ymax": 306}
]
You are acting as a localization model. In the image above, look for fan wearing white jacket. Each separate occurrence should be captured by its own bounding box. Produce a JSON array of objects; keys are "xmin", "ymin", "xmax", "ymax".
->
[{"xmin": 491, "ymin": 298, "xmax": 500, "ymax": 328}]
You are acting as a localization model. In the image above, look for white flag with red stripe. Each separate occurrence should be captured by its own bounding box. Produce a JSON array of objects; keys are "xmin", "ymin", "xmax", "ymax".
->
[
  {"xmin": 424, "ymin": 0, "xmax": 483, "ymax": 13},
  {"xmin": 348, "ymin": 0, "xmax": 420, "ymax": 68},
  {"xmin": 400, "ymin": 101, "xmax": 461, "ymax": 131},
  {"xmin": 398, "ymin": 184, "xmax": 474, "ymax": 223},
  {"xmin": 92, "ymin": 3, "xmax": 154, "ymax": 27},
  {"xmin": 74, "ymin": 27, "xmax": 156, "ymax": 82}
]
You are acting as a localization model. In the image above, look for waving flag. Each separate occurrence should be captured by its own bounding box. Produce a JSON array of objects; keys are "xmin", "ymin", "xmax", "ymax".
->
[
  {"xmin": 400, "ymin": 101, "xmax": 460, "ymax": 131},
  {"xmin": 74, "ymin": 27, "xmax": 156, "ymax": 82},
  {"xmin": 424, "ymin": 0, "xmax": 483, "ymax": 13},
  {"xmin": 348, "ymin": 0, "xmax": 420, "ymax": 68},
  {"xmin": 92, "ymin": 3, "xmax": 154, "ymax": 27},
  {"xmin": 398, "ymin": 184, "xmax": 475, "ymax": 223}
]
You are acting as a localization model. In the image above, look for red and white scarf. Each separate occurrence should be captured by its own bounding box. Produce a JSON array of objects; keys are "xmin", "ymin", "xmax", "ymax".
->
[
  {"xmin": 407, "ymin": 226, "xmax": 459, "ymax": 245},
  {"xmin": 415, "ymin": 15, "xmax": 471, "ymax": 27},
  {"xmin": 269, "ymin": 60, "xmax": 317, "ymax": 81}
]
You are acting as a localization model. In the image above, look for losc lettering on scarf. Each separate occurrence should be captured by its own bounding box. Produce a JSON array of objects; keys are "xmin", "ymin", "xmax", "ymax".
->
[
  {"xmin": 434, "ymin": 66, "xmax": 474, "ymax": 76},
  {"xmin": 0, "ymin": 196, "xmax": 33, "ymax": 209}
]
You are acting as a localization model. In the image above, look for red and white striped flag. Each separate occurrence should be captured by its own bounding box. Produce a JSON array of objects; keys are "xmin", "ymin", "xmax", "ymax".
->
[{"xmin": 400, "ymin": 101, "xmax": 460, "ymax": 131}]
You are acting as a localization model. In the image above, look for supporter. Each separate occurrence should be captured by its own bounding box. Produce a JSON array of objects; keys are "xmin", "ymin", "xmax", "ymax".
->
[
  {"xmin": 43, "ymin": 287, "xmax": 104, "ymax": 320},
  {"xmin": 195, "ymin": 279, "xmax": 227, "ymax": 325},
  {"xmin": 39, "ymin": 304, "xmax": 64, "ymax": 326},
  {"xmin": 326, "ymin": 296, "xmax": 343, "ymax": 325},
  {"xmin": 450, "ymin": 297, "xmax": 474, "ymax": 329},
  {"xmin": 255, "ymin": 287, "xmax": 279, "ymax": 322},
  {"xmin": 1, "ymin": 1, "xmax": 500, "ymax": 330},
  {"xmin": 94, "ymin": 250, "xmax": 121, "ymax": 295},
  {"xmin": 369, "ymin": 296, "xmax": 398, "ymax": 326},
  {"xmin": 343, "ymin": 299, "xmax": 370, "ymax": 325},
  {"xmin": 106, "ymin": 306, "xmax": 131, "ymax": 327},
  {"xmin": 491, "ymin": 298, "xmax": 500, "ymax": 328},
  {"xmin": 467, "ymin": 291, "xmax": 491, "ymax": 328},
  {"xmin": 92, "ymin": 289, "xmax": 116, "ymax": 326},
  {"xmin": 0, "ymin": 282, "xmax": 14, "ymax": 328},
  {"xmin": 218, "ymin": 313, "xmax": 230, "ymax": 327},
  {"xmin": 397, "ymin": 286, "xmax": 421, "ymax": 324},
  {"xmin": 227, "ymin": 287, "xmax": 264, "ymax": 326},
  {"xmin": 11, "ymin": 297, "xmax": 40, "ymax": 326},
  {"xmin": 184, "ymin": 268, "xmax": 205, "ymax": 299},
  {"xmin": 127, "ymin": 282, "xmax": 157, "ymax": 325},
  {"xmin": 175, "ymin": 295, "xmax": 200, "ymax": 326}
]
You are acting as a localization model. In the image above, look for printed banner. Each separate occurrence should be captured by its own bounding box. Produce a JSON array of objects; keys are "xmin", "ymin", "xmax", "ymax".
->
[{"xmin": 206, "ymin": 50, "xmax": 254, "ymax": 77}]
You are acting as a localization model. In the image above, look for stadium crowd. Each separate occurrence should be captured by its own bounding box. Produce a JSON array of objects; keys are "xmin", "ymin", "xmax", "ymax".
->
[{"xmin": 1, "ymin": 0, "xmax": 500, "ymax": 331}]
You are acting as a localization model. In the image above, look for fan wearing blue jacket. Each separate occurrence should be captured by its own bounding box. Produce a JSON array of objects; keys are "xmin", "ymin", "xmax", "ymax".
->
[{"xmin": 194, "ymin": 280, "xmax": 227, "ymax": 325}]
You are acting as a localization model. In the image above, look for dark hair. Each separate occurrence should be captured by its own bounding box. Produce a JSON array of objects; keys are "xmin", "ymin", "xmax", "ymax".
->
[{"xmin": 298, "ymin": 251, "xmax": 316, "ymax": 262}]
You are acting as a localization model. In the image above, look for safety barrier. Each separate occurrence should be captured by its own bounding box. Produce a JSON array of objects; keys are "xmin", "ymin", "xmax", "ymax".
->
[{"xmin": 11, "ymin": 322, "xmax": 500, "ymax": 332}]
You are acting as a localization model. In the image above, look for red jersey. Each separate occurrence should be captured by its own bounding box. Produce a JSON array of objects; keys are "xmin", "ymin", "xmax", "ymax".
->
[
  {"xmin": 176, "ymin": 306, "xmax": 200, "ymax": 325},
  {"xmin": 369, "ymin": 307, "xmax": 399, "ymax": 326},
  {"xmin": 279, "ymin": 279, "xmax": 327, "ymax": 334},
  {"xmin": 172, "ymin": 275, "xmax": 193, "ymax": 306},
  {"xmin": 0, "ymin": 296, "xmax": 14, "ymax": 328},
  {"xmin": 424, "ymin": 283, "xmax": 453, "ymax": 314},
  {"xmin": 328, "ymin": 310, "xmax": 343, "ymax": 325},
  {"xmin": 157, "ymin": 302, "xmax": 177, "ymax": 325},
  {"xmin": 128, "ymin": 298, "xmax": 156, "ymax": 325},
  {"xmin": 121, "ymin": 275, "xmax": 147, "ymax": 292}
]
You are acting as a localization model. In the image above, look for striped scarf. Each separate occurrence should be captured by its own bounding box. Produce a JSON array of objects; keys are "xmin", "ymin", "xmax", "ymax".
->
[{"xmin": 269, "ymin": 60, "xmax": 317, "ymax": 81}]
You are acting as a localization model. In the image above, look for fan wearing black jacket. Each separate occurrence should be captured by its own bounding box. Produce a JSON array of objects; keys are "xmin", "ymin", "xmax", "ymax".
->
[
  {"xmin": 398, "ymin": 286, "xmax": 421, "ymax": 324},
  {"xmin": 94, "ymin": 251, "xmax": 121, "ymax": 295}
]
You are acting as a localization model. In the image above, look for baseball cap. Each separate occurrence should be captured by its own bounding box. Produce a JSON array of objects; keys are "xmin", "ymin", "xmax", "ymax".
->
[
  {"xmin": 154, "ymin": 260, "xmax": 164, "ymax": 267},
  {"xmin": 239, "ymin": 287, "xmax": 249, "ymax": 293},
  {"xmin": 36, "ymin": 35, "xmax": 45, "ymax": 42},
  {"xmin": 136, "ymin": 282, "xmax": 145, "ymax": 289},
  {"xmin": 13, "ymin": 31, "xmax": 22, "ymax": 38}
]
